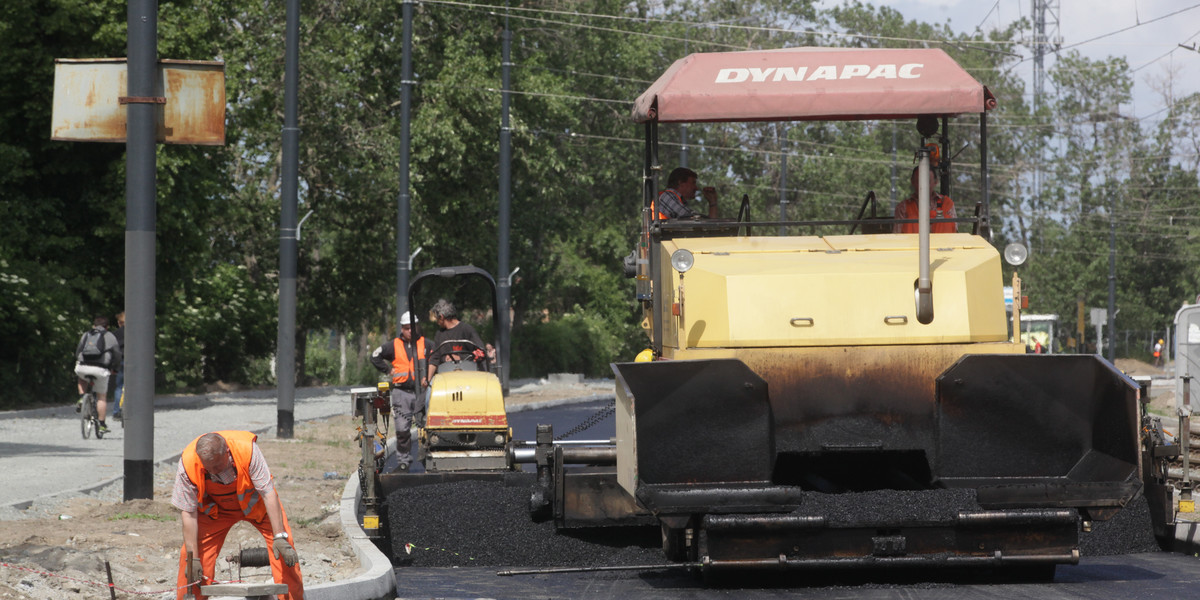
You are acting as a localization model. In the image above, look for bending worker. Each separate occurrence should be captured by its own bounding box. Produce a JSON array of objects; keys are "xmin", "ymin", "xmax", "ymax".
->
[
  {"xmin": 370, "ymin": 311, "xmax": 428, "ymax": 472},
  {"xmin": 171, "ymin": 431, "xmax": 303, "ymax": 600}
]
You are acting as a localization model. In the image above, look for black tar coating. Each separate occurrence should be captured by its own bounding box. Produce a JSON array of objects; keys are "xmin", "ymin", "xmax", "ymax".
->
[
  {"xmin": 793, "ymin": 488, "xmax": 980, "ymax": 524},
  {"xmin": 388, "ymin": 481, "xmax": 1160, "ymax": 567},
  {"xmin": 388, "ymin": 479, "xmax": 664, "ymax": 568},
  {"xmin": 1079, "ymin": 494, "xmax": 1161, "ymax": 556}
]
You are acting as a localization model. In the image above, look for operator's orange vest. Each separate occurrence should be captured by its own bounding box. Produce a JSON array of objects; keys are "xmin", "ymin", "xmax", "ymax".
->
[
  {"xmin": 391, "ymin": 337, "xmax": 427, "ymax": 385},
  {"xmin": 897, "ymin": 195, "xmax": 957, "ymax": 234},
  {"xmin": 181, "ymin": 430, "xmax": 266, "ymax": 520},
  {"xmin": 651, "ymin": 189, "xmax": 678, "ymax": 220}
]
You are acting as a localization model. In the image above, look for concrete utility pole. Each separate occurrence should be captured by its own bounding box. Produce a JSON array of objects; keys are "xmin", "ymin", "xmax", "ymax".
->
[
  {"xmin": 1108, "ymin": 191, "xmax": 1117, "ymax": 363},
  {"xmin": 1030, "ymin": 0, "xmax": 1061, "ymax": 212},
  {"xmin": 777, "ymin": 125, "xmax": 788, "ymax": 236},
  {"xmin": 276, "ymin": 0, "xmax": 301, "ymax": 439},
  {"xmin": 123, "ymin": 0, "xmax": 158, "ymax": 500}
]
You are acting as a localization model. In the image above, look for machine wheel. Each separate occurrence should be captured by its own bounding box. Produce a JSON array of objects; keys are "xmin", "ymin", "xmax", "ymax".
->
[
  {"xmin": 661, "ymin": 523, "xmax": 689, "ymax": 561},
  {"xmin": 80, "ymin": 396, "xmax": 95, "ymax": 440}
]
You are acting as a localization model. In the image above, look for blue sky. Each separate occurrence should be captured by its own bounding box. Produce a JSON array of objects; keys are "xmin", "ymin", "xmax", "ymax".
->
[{"xmin": 816, "ymin": 0, "xmax": 1200, "ymax": 120}]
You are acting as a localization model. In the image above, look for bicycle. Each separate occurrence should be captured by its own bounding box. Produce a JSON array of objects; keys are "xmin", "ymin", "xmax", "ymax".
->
[{"xmin": 79, "ymin": 376, "xmax": 103, "ymax": 440}]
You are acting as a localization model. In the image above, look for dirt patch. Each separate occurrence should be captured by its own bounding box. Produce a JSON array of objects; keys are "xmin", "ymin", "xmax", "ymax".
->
[
  {"xmin": 0, "ymin": 416, "xmax": 362, "ymax": 600},
  {"xmin": 1113, "ymin": 357, "xmax": 1168, "ymax": 378},
  {"xmin": 1112, "ymin": 358, "xmax": 1177, "ymax": 416}
]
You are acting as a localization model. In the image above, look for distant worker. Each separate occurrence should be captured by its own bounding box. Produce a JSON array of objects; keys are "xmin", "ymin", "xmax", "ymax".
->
[
  {"xmin": 370, "ymin": 311, "xmax": 428, "ymax": 471},
  {"xmin": 73, "ymin": 316, "xmax": 122, "ymax": 434},
  {"xmin": 655, "ymin": 167, "xmax": 719, "ymax": 220},
  {"xmin": 426, "ymin": 299, "xmax": 495, "ymax": 381},
  {"xmin": 171, "ymin": 431, "xmax": 303, "ymax": 600},
  {"xmin": 894, "ymin": 166, "xmax": 956, "ymax": 234},
  {"xmin": 1154, "ymin": 338, "xmax": 1164, "ymax": 368}
]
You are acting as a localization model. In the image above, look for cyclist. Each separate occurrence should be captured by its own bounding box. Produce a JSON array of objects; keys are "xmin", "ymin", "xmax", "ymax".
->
[{"xmin": 74, "ymin": 316, "xmax": 122, "ymax": 434}]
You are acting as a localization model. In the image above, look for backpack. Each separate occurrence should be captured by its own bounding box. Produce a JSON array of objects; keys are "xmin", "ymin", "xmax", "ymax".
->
[{"xmin": 78, "ymin": 329, "xmax": 110, "ymax": 367}]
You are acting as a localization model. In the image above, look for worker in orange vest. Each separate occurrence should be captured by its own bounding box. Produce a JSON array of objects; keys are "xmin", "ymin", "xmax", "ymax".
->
[
  {"xmin": 370, "ymin": 311, "xmax": 428, "ymax": 471},
  {"xmin": 894, "ymin": 166, "xmax": 957, "ymax": 234},
  {"xmin": 171, "ymin": 431, "xmax": 303, "ymax": 600}
]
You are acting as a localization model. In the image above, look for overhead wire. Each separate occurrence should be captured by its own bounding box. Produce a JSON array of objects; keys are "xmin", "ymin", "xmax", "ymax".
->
[
  {"xmin": 1059, "ymin": 2, "xmax": 1200, "ymax": 51},
  {"xmin": 404, "ymin": 1, "xmax": 1200, "ymax": 201},
  {"xmin": 423, "ymin": 0, "xmax": 1035, "ymax": 48},
  {"xmin": 422, "ymin": 0, "xmax": 1193, "ymax": 131}
]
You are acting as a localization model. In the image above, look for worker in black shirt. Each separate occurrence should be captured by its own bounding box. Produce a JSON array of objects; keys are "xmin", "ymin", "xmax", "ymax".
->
[{"xmin": 425, "ymin": 299, "xmax": 495, "ymax": 381}]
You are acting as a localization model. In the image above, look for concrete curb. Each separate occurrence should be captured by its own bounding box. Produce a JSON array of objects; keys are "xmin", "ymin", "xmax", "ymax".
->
[{"xmin": 305, "ymin": 469, "xmax": 397, "ymax": 600}]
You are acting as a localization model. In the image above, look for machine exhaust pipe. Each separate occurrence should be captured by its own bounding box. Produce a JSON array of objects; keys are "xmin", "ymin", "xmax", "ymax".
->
[{"xmin": 915, "ymin": 151, "xmax": 934, "ymax": 324}]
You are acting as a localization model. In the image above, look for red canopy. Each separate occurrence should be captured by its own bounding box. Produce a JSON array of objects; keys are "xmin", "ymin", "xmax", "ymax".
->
[{"xmin": 633, "ymin": 47, "xmax": 994, "ymax": 123}]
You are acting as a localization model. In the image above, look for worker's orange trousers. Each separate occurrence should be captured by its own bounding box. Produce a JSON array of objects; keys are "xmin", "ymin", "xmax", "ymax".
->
[{"xmin": 175, "ymin": 507, "xmax": 303, "ymax": 600}]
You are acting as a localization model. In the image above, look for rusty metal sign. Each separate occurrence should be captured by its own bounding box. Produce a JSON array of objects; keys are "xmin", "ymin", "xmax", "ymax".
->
[{"xmin": 51, "ymin": 58, "xmax": 225, "ymax": 145}]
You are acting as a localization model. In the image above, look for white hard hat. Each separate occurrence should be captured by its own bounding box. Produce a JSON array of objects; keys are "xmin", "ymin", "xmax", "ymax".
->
[{"xmin": 400, "ymin": 311, "xmax": 413, "ymax": 326}]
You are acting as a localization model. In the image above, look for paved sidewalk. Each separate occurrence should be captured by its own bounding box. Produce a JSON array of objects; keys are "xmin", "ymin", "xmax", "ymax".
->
[{"xmin": 0, "ymin": 387, "xmax": 351, "ymax": 512}]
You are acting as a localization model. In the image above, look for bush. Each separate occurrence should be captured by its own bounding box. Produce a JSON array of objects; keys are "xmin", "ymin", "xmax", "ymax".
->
[
  {"xmin": 304, "ymin": 329, "xmax": 385, "ymax": 386},
  {"xmin": 0, "ymin": 259, "xmax": 81, "ymax": 408},
  {"xmin": 510, "ymin": 309, "xmax": 642, "ymax": 378},
  {"xmin": 157, "ymin": 263, "xmax": 276, "ymax": 390}
]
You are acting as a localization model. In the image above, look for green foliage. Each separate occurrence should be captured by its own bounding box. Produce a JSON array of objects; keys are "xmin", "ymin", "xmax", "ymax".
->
[
  {"xmin": 303, "ymin": 330, "xmax": 384, "ymax": 387},
  {"xmin": 0, "ymin": 259, "xmax": 82, "ymax": 408},
  {"xmin": 157, "ymin": 263, "xmax": 276, "ymax": 389},
  {"xmin": 6, "ymin": 0, "xmax": 1200, "ymax": 409},
  {"xmin": 511, "ymin": 309, "xmax": 642, "ymax": 378}
]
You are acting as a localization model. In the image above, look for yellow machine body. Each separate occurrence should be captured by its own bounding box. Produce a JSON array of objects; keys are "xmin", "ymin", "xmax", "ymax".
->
[
  {"xmin": 426, "ymin": 370, "xmax": 506, "ymax": 430},
  {"xmin": 655, "ymin": 232, "xmax": 1014, "ymax": 351},
  {"xmin": 422, "ymin": 369, "xmax": 511, "ymax": 471}
]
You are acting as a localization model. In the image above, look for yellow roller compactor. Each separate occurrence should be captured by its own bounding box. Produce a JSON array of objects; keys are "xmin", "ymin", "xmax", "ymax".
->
[
  {"xmin": 410, "ymin": 266, "xmax": 513, "ymax": 472},
  {"xmin": 527, "ymin": 47, "xmax": 1157, "ymax": 578}
]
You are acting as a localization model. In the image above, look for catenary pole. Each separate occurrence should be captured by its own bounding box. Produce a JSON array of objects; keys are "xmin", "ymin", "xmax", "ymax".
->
[
  {"xmin": 123, "ymin": 0, "xmax": 158, "ymax": 501},
  {"xmin": 397, "ymin": 0, "xmax": 414, "ymax": 330},
  {"xmin": 277, "ymin": 0, "xmax": 300, "ymax": 438},
  {"xmin": 498, "ymin": 6, "xmax": 513, "ymax": 392}
]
